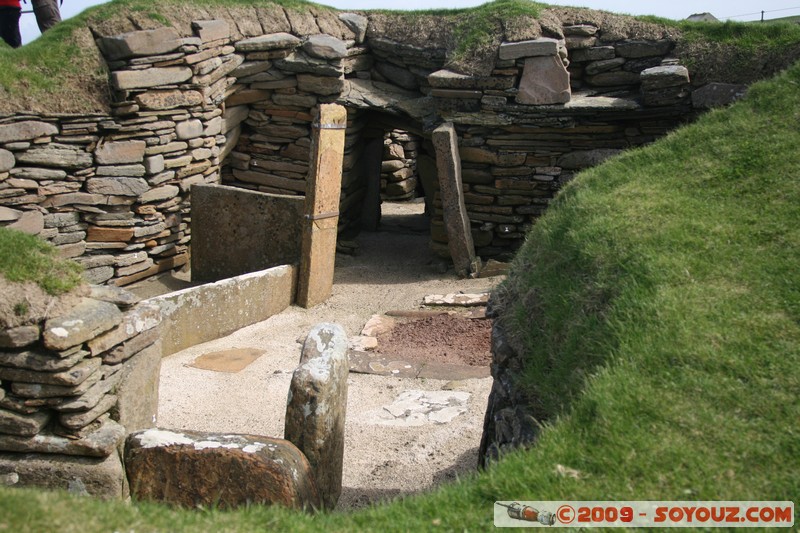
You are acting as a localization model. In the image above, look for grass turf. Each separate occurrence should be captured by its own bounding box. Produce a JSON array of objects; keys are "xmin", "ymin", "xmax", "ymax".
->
[{"xmin": 0, "ymin": 227, "xmax": 82, "ymax": 295}]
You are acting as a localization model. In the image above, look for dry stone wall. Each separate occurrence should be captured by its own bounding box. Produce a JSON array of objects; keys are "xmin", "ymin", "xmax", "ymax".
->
[
  {"xmin": 0, "ymin": 285, "xmax": 160, "ymax": 497},
  {"xmin": 0, "ymin": 12, "xmax": 751, "ymax": 286}
]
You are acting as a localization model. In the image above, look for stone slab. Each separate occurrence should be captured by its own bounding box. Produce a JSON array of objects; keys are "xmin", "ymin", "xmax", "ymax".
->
[
  {"xmin": 0, "ymin": 450, "xmax": 126, "ymax": 498},
  {"xmin": 188, "ymin": 348, "xmax": 264, "ymax": 373},
  {"xmin": 43, "ymin": 298, "xmax": 123, "ymax": 351},
  {"xmin": 285, "ymin": 323, "xmax": 348, "ymax": 509},
  {"xmin": 0, "ymin": 417, "xmax": 125, "ymax": 457},
  {"xmin": 125, "ymin": 429, "xmax": 320, "ymax": 509},
  {"xmin": 517, "ymin": 55, "xmax": 571, "ymax": 105},
  {"xmin": 0, "ymin": 121, "xmax": 58, "ymax": 143},
  {"xmin": 145, "ymin": 265, "xmax": 296, "ymax": 356},
  {"xmin": 235, "ymin": 32, "xmax": 301, "ymax": 52},
  {"xmin": 433, "ymin": 122, "xmax": 476, "ymax": 278},
  {"xmin": 112, "ymin": 67, "xmax": 193, "ymax": 91},
  {"xmin": 115, "ymin": 341, "xmax": 161, "ymax": 433},
  {"xmin": 422, "ymin": 292, "xmax": 490, "ymax": 307},
  {"xmin": 499, "ymin": 38, "xmax": 560, "ymax": 60},
  {"xmin": 97, "ymin": 27, "xmax": 182, "ymax": 60},
  {"xmin": 191, "ymin": 184, "xmax": 304, "ymax": 283}
]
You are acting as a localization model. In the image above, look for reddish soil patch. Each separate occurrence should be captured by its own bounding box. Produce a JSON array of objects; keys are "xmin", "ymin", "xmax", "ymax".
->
[{"xmin": 377, "ymin": 314, "xmax": 492, "ymax": 367}]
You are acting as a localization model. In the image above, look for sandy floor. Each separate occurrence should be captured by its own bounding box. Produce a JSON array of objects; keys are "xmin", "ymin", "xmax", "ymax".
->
[{"xmin": 156, "ymin": 202, "xmax": 501, "ymax": 509}]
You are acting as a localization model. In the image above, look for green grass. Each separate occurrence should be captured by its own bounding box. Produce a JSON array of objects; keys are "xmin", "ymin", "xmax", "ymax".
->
[
  {"xmin": 1, "ymin": 48, "xmax": 798, "ymax": 533},
  {"xmin": 0, "ymin": 227, "xmax": 83, "ymax": 295}
]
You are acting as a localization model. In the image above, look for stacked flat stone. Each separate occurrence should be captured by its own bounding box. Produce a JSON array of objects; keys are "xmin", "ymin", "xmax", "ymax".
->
[
  {"xmin": 0, "ymin": 285, "xmax": 161, "ymax": 496},
  {"xmin": 380, "ymin": 130, "xmax": 420, "ymax": 201},
  {"xmin": 0, "ymin": 11, "xmax": 741, "ymax": 280}
]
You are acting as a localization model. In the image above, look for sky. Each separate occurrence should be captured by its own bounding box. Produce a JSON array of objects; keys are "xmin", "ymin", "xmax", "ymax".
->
[{"xmin": 19, "ymin": 0, "xmax": 800, "ymax": 45}]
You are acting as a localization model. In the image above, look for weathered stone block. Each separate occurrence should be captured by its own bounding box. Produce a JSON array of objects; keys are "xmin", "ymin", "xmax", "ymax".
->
[
  {"xmin": 516, "ymin": 55, "xmax": 571, "ymax": 105},
  {"xmin": 8, "ymin": 211, "xmax": 43, "ymax": 235},
  {"xmin": 235, "ymin": 32, "xmax": 301, "ymax": 52},
  {"xmin": 43, "ymin": 298, "xmax": 123, "ymax": 351},
  {"xmin": 86, "ymin": 177, "xmax": 149, "ymax": 197},
  {"xmin": 285, "ymin": 323, "xmax": 349, "ymax": 510},
  {"xmin": 97, "ymin": 27, "xmax": 182, "ymax": 60},
  {"xmin": 303, "ymin": 34, "xmax": 347, "ymax": 59},
  {"xmin": 115, "ymin": 340, "xmax": 161, "ymax": 432},
  {"xmin": 0, "ymin": 417, "xmax": 124, "ymax": 457},
  {"xmin": 95, "ymin": 140, "xmax": 146, "ymax": 165},
  {"xmin": 176, "ymin": 119, "xmax": 204, "ymax": 140},
  {"xmin": 112, "ymin": 67, "xmax": 193, "ymax": 91},
  {"xmin": 297, "ymin": 73, "xmax": 345, "ymax": 95},
  {"xmin": 0, "ymin": 348, "xmax": 87, "ymax": 372},
  {"xmin": 0, "ymin": 357, "xmax": 101, "ymax": 387},
  {"xmin": 339, "ymin": 13, "xmax": 368, "ymax": 43},
  {"xmin": 16, "ymin": 144, "xmax": 92, "ymax": 170},
  {"xmin": 0, "ymin": 408, "xmax": 49, "ymax": 437},
  {"xmin": 135, "ymin": 90, "xmax": 203, "ymax": 110},
  {"xmin": 0, "ymin": 326, "xmax": 40, "ymax": 349},
  {"xmin": 192, "ymin": 20, "xmax": 230, "ymax": 43},
  {"xmin": 640, "ymin": 65, "xmax": 690, "ymax": 90},
  {"xmin": 0, "ymin": 450, "xmax": 126, "ymax": 498},
  {"xmin": 0, "ymin": 121, "xmax": 58, "ymax": 143},
  {"xmin": 499, "ymin": 38, "xmax": 559, "ymax": 60},
  {"xmin": 125, "ymin": 429, "xmax": 320, "ymax": 509},
  {"xmin": 0, "ymin": 149, "xmax": 14, "ymax": 173},
  {"xmin": 88, "ymin": 302, "xmax": 161, "ymax": 356}
]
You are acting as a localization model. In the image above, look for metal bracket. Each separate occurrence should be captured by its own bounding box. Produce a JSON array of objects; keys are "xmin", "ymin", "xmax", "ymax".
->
[
  {"xmin": 312, "ymin": 122, "xmax": 347, "ymax": 130},
  {"xmin": 305, "ymin": 211, "xmax": 340, "ymax": 221}
]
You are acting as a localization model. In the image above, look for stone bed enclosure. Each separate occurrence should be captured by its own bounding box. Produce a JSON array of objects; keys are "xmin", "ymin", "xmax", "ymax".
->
[{"xmin": 0, "ymin": 7, "xmax": 765, "ymax": 507}]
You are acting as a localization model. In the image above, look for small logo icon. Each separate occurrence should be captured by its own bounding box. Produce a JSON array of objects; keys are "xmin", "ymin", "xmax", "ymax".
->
[{"xmin": 496, "ymin": 502, "xmax": 556, "ymax": 525}]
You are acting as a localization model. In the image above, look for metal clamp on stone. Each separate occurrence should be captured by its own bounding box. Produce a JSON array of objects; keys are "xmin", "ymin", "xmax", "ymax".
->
[
  {"xmin": 304, "ymin": 211, "xmax": 340, "ymax": 221},
  {"xmin": 312, "ymin": 122, "xmax": 347, "ymax": 130}
]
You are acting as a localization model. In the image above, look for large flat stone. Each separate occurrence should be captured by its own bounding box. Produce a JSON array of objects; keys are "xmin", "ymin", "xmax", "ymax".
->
[
  {"xmin": 0, "ymin": 408, "xmax": 49, "ymax": 437},
  {"xmin": 94, "ymin": 140, "xmax": 146, "ymax": 165},
  {"xmin": 86, "ymin": 177, "xmax": 149, "ymax": 197},
  {"xmin": 97, "ymin": 27, "xmax": 182, "ymax": 60},
  {"xmin": 0, "ymin": 357, "xmax": 101, "ymax": 387},
  {"xmin": 0, "ymin": 450, "xmax": 126, "ymax": 498},
  {"xmin": 285, "ymin": 323, "xmax": 349, "ymax": 510},
  {"xmin": 0, "ymin": 326, "xmax": 40, "ymax": 349},
  {"xmin": 15, "ymin": 144, "xmax": 93, "ymax": 170},
  {"xmin": 640, "ymin": 65, "xmax": 690, "ymax": 90},
  {"xmin": 115, "ymin": 341, "xmax": 161, "ymax": 432},
  {"xmin": 0, "ymin": 149, "xmax": 14, "ymax": 172},
  {"xmin": 145, "ymin": 265, "xmax": 295, "ymax": 356},
  {"xmin": 43, "ymin": 298, "xmax": 123, "ymax": 351},
  {"xmin": 135, "ymin": 90, "xmax": 204, "ymax": 110},
  {"xmin": 499, "ymin": 38, "xmax": 560, "ymax": 60},
  {"xmin": 125, "ymin": 429, "xmax": 320, "ymax": 509},
  {"xmin": 0, "ymin": 121, "xmax": 58, "ymax": 143},
  {"xmin": 516, "ymin": 55, "xmax": 571, "ymax": 105},
  {"xmin": 0, "ymin": 417, "xmax": 124, "ymax": 457},
  {"xmin": 235, "ymin": 32, "xmax": 301, "ymax": 52},
  {"xmin": 0, "ymin": 348, "xmax": 87, "ymax": 372},
  {"xmin": 112, "ymin": 67, "xmax": 193, "ymax": 91},
  {"xmin": 302, "ymin": 34, "xmax": 347, "ymax": 59},
  {"xmin": 691, "ymin": 82, "xmax": 747, "ymax": 109}
]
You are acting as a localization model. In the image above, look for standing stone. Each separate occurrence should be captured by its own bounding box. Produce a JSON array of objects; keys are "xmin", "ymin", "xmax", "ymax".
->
[
  {"xmin": 338, "ymin": 13, "xmax": 368, "ymax": 43},
  {"xmin": 297, "ymin": 104, "xmax": 347, "ymax": 308},
  {"xmin": 516, "ymin": 55, "xmax": 571, "ymax": 105},
  {"xmin": 432, "ymin": 122, "xmax": 477, "ymax": 278},
  {"xmin": 125, "ymin": 429, "xmax": 320, "ymax": 510},
  {"xmin": 284, "ymin": 323, "xmax": 348, "ymax": 510}
]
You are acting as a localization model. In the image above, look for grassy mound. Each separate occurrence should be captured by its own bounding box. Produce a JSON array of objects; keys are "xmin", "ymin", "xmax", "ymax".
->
[
  {"xmin": 0, "ymin": 47, "xmax": 797, "ymax": 533},
  {"xmin": 0, "ymin": 227, "xmax": 82, "ymax": 295}
]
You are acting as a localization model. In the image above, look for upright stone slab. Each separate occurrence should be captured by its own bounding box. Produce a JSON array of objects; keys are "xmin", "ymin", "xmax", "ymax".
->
[
  {"xmin": 125, "ymin": 429, "xmax": 320, "ymax": 510},
  {"xmin": 432, "ymin": 122, "xmax": 477, "ymax": 278},
  {"xmin": 516, "ymin": 55, "xmax": 571, "ymax": 105},
  {"xmin": 297, "ymin": 104, "xmax": 347, "ymax": 308},
  {"xmin": 285, "ymin": 323, "xmax": 349, "ymax": 510}
]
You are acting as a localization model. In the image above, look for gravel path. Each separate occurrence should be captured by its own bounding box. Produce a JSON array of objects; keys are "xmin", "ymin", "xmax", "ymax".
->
[{"xmin": 156, "ymin": 203, "xmax": 501, "ymax": 509}]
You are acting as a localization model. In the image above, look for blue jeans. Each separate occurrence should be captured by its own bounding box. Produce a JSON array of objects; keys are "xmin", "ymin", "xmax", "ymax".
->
[{"xmin": 0, "ymin": 7, "xmax": 21, "ymax": 48}]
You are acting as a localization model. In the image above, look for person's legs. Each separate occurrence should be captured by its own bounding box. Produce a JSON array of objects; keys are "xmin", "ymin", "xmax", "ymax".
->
[
  {"xmin": 0, "ymin": 7, "xmax": 22, "ymax": 48},
  {"xmin": 31, "ymin": 0, "xmax": 61, "ymax": 33}
]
